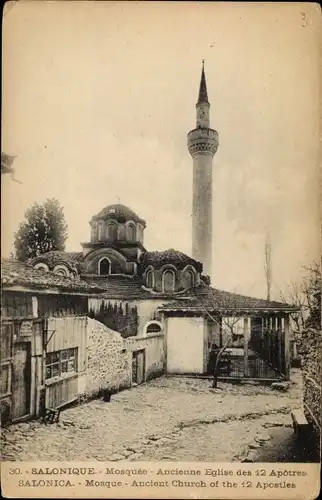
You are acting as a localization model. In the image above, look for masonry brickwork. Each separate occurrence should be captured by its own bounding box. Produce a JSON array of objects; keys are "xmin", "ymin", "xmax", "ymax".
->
[
  {"xmin": 297, "ymin": 328, "xmax": 321, "ymax": 451},
  {"xmin": 85, "ymin": 318, "xmax": 165, "ymax": 399},
  {"xmin": 86, "ymin": 318, "xmax": 131, "ymax": 397}
]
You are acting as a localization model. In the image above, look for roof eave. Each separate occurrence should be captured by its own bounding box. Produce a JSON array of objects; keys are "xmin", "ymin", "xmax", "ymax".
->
[
  {"xmin": 158, "ymin": 306, "xmax": 299, "ymax": 314},
  {"xmin": 2, "ymin": 281, "xmax": 103, "ymax": 295}
]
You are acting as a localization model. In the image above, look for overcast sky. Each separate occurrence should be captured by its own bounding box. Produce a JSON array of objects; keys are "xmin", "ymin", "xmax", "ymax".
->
[{"xmin": 2, "ymin": 1, "xmax": 321, "ymax": 299}]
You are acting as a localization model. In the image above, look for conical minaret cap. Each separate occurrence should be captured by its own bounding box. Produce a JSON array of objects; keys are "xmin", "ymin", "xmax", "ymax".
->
[{"xmin": 197, "ymin": 60, "xmax": 209, "ymax": 105}]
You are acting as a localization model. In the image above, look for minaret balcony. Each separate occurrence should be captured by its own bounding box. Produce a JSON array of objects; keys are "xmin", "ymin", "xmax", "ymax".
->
[{"xmin": 187, "ymin": 128, "xmax": 219, "ymax": 157}]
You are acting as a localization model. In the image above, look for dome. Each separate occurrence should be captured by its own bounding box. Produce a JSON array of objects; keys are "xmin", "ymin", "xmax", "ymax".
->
[
  {"xmin": 31, "ymin": 251, "xmax": 83, "ymax": 270},
  {"xmin": 92, "ymin": 204, "xmax": 146, "ymax": 227},
  {"xmin": 141, "ymin": 249, "xmax": 203, "ymax": 272}
]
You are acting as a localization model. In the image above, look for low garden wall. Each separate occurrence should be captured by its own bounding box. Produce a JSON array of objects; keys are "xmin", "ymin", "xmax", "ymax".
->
[{"xmin": 296, "ymin": 328, "xmax": 321, "ymax": 453}]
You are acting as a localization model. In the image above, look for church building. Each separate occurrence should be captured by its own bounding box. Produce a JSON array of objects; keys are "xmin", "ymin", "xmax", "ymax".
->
[
  {"xmin": 1, "ymin": 64, "xmax": 297, "ymax": 422},
  {"xmin": 30, "ymin": 63, "xmax": 295, "ymax": 378}
]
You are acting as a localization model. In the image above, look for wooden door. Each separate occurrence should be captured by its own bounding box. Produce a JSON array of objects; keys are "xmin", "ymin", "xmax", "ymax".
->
[
  {"xmin": 132, "ymin": 350, "xmax": 145, "ymax": 385},
  {"xmin": 136, "ymin": 350, "xmax": 145, "ymax": 385},
  {"xmin": 132, "ymin": 353, "xmax": 138, "ymax": 384},
  {"xmin": 12, "ymin": 342, "xmax": 31, "ymax": 420}
]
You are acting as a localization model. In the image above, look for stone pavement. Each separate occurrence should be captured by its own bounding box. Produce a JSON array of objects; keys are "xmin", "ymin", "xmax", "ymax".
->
[{"xmin": 1, "ymin": 370, "xmax": 303, "ymax": 462}]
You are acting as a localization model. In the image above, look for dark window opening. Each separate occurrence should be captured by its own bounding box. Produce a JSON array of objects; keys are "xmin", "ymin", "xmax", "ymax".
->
[
  {"xmin": 127, "ymin": 224, "xmax": 136, "ymax": 242},
  {"xmin": 146, "ymin": 322, "xmax": 162, "ymax": 334},
  {"xmin": 163, "ymin": 270, "xmax": 175, "ymax": 293},
  {"xmin": 183, "ymin": 270, "xmax": 195, "ymax": 289},
  {"xmin": 99, "ymin": 258, "xmax": 111, "ymax": 275},
  {"xmin": 146, "ymin": 270, "xmax": 154, "ymax": 288},
  {"xmin": 107, "ymin": 223, "xmax": 117, "ymax": 240}
]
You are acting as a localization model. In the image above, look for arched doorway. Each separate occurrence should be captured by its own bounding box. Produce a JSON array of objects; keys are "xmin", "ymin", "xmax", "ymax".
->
[{"xmin": 98, "ymin": 257, "xmax": 111, "ymax": 275}]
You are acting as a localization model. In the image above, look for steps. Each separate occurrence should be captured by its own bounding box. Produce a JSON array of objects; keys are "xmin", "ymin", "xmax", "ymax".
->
[{"xmin": 291, "ymin": 409, "xmax": 309, "ymax": 438}]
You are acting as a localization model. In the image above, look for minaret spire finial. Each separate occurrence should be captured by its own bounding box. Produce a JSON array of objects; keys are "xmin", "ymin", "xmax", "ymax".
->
[{"xmin": 197, "ymin": 60, "xmax": 209, "ymax": 105}]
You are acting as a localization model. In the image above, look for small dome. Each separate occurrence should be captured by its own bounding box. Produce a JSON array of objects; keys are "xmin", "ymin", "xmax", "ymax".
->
[
  {"xmin": 92, "ymin": 204, "xmax": 146, "ymax": 226},
  {"xmin": 141, "ymin": 249, "xmax": 203, "ymax": 272},
  {"xmin": 31, "ymin": 251, "xmax": 83, "ymax": 270}
]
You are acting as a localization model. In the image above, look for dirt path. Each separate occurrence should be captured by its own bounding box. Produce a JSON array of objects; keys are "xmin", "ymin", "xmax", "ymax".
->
[{"xmin": 1, "ymin": 370, "xmax": 303, "ymax": 462}]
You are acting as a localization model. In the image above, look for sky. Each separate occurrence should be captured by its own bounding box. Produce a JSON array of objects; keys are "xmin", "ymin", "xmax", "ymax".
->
[{"xmin": 2, "ymin": 1, "xmax": 321, "ymax": 299}]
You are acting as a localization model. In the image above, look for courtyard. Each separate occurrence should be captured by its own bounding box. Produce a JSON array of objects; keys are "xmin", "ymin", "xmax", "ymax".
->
[{"xmin": 2, "ymin": 370, "xmax": 304, "ymax": 463}]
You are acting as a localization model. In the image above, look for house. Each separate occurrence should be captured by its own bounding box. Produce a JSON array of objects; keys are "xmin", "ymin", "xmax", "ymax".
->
[
  {"xmin": 1, "ymin": 259, "xmax": 100, "ymax": 423},
  {"xmin": 159, "ymin": 286, "xmax": 296, "ymax": 379},
  {"xmin": 1, "ymin": 259, "xmax": 166, "ymax": 424}
]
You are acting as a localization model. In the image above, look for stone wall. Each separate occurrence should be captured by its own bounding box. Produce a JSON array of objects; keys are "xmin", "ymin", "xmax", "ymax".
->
[
  {"xmin": 85, "ymin": 318, "xmax": 131, "ymax": 397},
  {"xmin": 84, "ymin": 318, "xmax": 165, "ymax": 399},
  {"xmin": 297, "ymin": 328, "xmax": 321, "ymax": 450}
]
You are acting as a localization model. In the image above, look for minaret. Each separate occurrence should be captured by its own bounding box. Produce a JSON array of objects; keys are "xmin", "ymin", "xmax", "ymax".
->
[{"xmin": 187, "ymin": 61, "xmax": 219, "ymax": 277}]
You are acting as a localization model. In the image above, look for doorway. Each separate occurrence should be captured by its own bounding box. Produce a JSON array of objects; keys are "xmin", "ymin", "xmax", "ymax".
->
[
  {"xmin": 132, "ymin": 350, "xmax": 145, "ymax": 385},
  {"xmin": 12, "ymin": 342, "xmax": 31, "ymax": 421}
]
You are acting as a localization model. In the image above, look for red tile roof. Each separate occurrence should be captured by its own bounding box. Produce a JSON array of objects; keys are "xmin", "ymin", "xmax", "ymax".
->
[
  {"xmin": 2, "ymin": 260, "xmax": 298, "ymax": 312},
  {"xmin": 92, "ymin": 203, "xmax": 146, "ymax": 226},
  {"xmin": 1, "ymin": 259, "xmax": 103, "ymax": 294},
  {"xmin": 159, "ymin": 283, "xmax": 298, "ymax": 313},
  {"xmin": 82, "ymin": 276, "xmax": 297, "ymax": 312},
  {"xmin": 140, "ymin": 249, "xmax": 203, "ymax": 272},
  {"xmin": 31, "ymin": 251, "xmax": 83, "ymax": 270},
  {"xmin": 82, "ymin": 275, "xmax": 189, "ymax": 300}
]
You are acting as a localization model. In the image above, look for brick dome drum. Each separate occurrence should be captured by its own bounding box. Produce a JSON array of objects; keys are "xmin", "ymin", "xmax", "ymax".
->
[{"xmin": 91, "ymin": 204, "xmax": 146, "ymax": 227}]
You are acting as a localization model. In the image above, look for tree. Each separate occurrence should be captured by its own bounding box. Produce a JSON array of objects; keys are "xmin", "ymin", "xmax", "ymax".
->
[
  {"xmin": 304, "ymin": 262, "xmax": 321, "ymax": 330},
  {"xmin": 192, "ymin": 288, "xmax": 262, "ymax": 388},
  {"xmin": 280, "ymin": 261, "xmax": 321, "ymax": 332},
  {"xmin": 264, "ymin": 233, "xmax": 272, "ymax": 301},
  {"xmin": 13, "ymin": 198, "xmax": 68, "ymax": 261}
]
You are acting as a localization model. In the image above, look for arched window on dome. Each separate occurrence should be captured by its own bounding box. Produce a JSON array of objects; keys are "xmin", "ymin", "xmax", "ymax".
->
[
  {"xmin": 98, "ymin": 222, "xmax": 104, "ymax": 241},
  {"xmin": 106, "ymin": 222, "xmax": 117, "ymax": 240},
  {"xmin": 183, "ymin": 270, "xmax": 195, "ymax": 289},
  {"xmin": 127, "ymin": 224, "xmax": 136, "ymax": 242},
  {"xmin": 98, "ymin": 257, "xmax": 111, "ymax": 275},
  {"xmin": 53, "ymin": 265, "xmax": 69, "ymax": 277},
  {"xmin": 34, "ymin": 263, "xmax": 49, "ymax": 272},
  {"xmin": 91, "ymin": 223, "xmax": 98, "ymax": 242},
  {"xmin": 162, "ymin": 269, "xmax": 176, "ymax": 293},
  {"xmin": 146, "ymin": 270, "xmax": 155, "ymax": 289}
]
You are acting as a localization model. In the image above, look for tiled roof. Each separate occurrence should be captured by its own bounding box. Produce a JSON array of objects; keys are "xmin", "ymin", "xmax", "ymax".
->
[
  {"xmin": 1, "ymin": 259, "xmax": 103, "ymax": 293},
  {"xmin": 76, "ymin": 275, "xmax": 297, "ymax": 310},
  {"xmin": 82, "ymin": 275, "xmax": 146, "ymax": 298},
  {"xmin": 140, "ymin": 249, "xmax": 203, "ymax": 272},
  {"xmin": 31, "ymin": 251, "xmax": 83, "ymax": 270},
  {"xmin": 82, "ymin": 275, "xmax": 193, "ymax": 301},
  {"xmin": 92, "ymin": 204, "xmax": 146, "ymax": 226},
  {"xmin": 159, "ymin": 283, "xmax": 298, "ymax": 313},
  {"xmin": 2, "ymin": 258, "xmax": 298, "ymax": 311}
]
